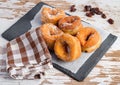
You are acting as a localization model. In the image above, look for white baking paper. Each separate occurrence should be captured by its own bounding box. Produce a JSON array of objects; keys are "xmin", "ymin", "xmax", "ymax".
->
[{"xmin": 30, "ymin": 5, "xmax": 110, "ymax": 73}]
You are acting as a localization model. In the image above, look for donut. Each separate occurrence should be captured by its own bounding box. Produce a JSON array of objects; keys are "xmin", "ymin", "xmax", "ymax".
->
[
  {"xmin": 54, "ymin": 34, "xmax": 81, "ymax": 61},
  {"xmin": 40, "ymin": 23, "xmax": 63, "ymax": 50},
  {"xmin": 41, "ymin": 7, "xmax": 66, "ymax": 24},
  {"xmin": 76, "ymin": 27, "xmax": 101, "ymax": 52},
  {"xmin": 58, "ymin": 16, "xmax": 83, "ymax": 35}
]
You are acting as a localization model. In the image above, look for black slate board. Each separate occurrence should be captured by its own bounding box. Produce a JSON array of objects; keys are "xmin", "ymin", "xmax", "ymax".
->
[
  {"xmin": 2, "ymin": 2, "xmax": 48, "ymax": 41},
  {"xmin": 2, "ymin": 2, "xmax": 117, "ymax": 81}
]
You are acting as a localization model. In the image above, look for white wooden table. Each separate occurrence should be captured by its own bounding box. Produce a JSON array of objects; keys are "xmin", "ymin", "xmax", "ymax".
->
[{"xmin": 0, "ymin": 0, "xmax": 120, "ymax": 85}]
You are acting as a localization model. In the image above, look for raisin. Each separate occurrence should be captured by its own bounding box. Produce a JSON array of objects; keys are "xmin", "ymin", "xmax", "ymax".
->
[
  {"xmin": 84, "ymin": 5, "xmax": 91, "ymax": 11},
  {"xmin": 34, "ymin": 74, "xmax": 41, "ymax": 79},
  {"xmin": 96, "ymin": 11, "xmax": 102, "ymax": 15},
  {"xmin": 90, "ymin": 8, "xmax": 95, "ymax": 13},
  {"xmin": 90, "ymin": 11, "xmax": 95, "ymax": 15},
  {"xmin": 86, "ymin": 12, "xmax": 93, "ymax": 17},
  {"xmin": 107, "ymin": 18, "xmax": 114, "ymax": 24},
  {"xmin": 70, "ymin": 5, "xmax": 76, "ymax": 12},
  {"xmin": 101, "ymin": 14, "xmax": 106, "ymax": 19}
]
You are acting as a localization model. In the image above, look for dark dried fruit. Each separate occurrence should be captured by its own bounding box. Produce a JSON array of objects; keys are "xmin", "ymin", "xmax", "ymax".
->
[
  {"xmin": 34, "ymin": 74, "xmax": 41, "ymax": 79},
  {"xmin": 94, "ymin": 7, "xmax": 100, "ymax": 11},
  {"xmin": 83, "ymin": 5, "xmax": 111, "ymax": 24},
  {"xmin": 41, "ymin": 72, "xmax": 45, "ymax": 75},
  {"xmin": 101, "ymin": 14, "xmax": 106, "ymax": 19},
  {"xmin": 86, "ymin": 12, "xmax": 93, "ymax": 17},
  {"xmin": 89, "ymin": 7, "xmax": 102, "ymax": 15},
  {"xmin": 71, "ymin": 5, "xmax": 75, "ymax": 7},
  {"xmin": 96, "ymin": 11, "xmax": 103, "ymax": 15},
  {"xmin": 70, "ymin": 5, "xmax": 76, "ymax": 12},
  {"xmin": 90, "ymin": 11, "xmax": 95, "ymax": 15},
  {"xmin": 107, "ymin": 18, "xmax": 114, "ymax": 24},
  {"xmin": 94, "ymin": 7, "xmax": 99, "ymax": 13},
  {"xmin": 84, "ymin": 5, "xmax": 91, "ymax": 11},
  {"xmin": 90, "ymin": 8, "xmax": 95, "ymax": 13}
]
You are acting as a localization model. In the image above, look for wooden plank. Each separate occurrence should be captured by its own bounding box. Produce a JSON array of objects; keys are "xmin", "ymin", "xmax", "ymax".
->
[{"xmin": 0, "ymin": 0, "xmax": 120, "ymax": 85}]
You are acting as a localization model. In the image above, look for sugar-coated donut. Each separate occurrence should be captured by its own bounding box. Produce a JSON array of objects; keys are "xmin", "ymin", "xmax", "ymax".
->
[
  {"xmin": 58, "ymin": 16, "xmax": 83, "ymax": 35},
  {"xmin": 54, "ymin": 34, "xmax": 81, "ymax": 61},
  {"xmin": 40, "ymin": 23, "xmax": 63, "ymax": 50},
  {"xmin": 41, "ymin": 7, "xmax": 66, "ymax": 24},
  {"xmin": 76, "ymin": 27, "xmax": 101, "ymax": 52}
]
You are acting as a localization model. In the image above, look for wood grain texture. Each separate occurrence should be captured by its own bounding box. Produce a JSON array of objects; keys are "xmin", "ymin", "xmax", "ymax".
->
[{"xmin": 0, "ymin": 0, "xmax": 120, "ymax": 85}]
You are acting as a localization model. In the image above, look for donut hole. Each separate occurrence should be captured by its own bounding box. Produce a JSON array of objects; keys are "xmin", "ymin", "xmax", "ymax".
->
[
  {"xmin": 50, "ymin": 31, "xmax": 56, "ymax": 35},
  {"xmin": 63, "ymin": 42, "xmax": 70, "ymax": 56},
  {"xmin": 67, "ymin": 17, "xmax": 75, "ymax": 23},
  {"xmin": 49, "ymin": 26, "xmax": 59, "ymax": 35},
  {"xmin": 49, "ymin": 29, "xmax": 56, "ymax": 35},
  {"xmin": 50, "ymin": 30, "xmax": 62, "ymax": 36},
  {"xmin": 49, "ymin": 9, "xmax": 58, "ymax": 15},
  {"xmin": 68, "ymin": 16, "xmax": 79, "ymax": 23},
  {"xmin": 85, "ymin": 33, "xmax": 94, "ymax": 41},
  {"xmin": 85, "ymin": 50, "xmax": 88, "ymax": 53}
]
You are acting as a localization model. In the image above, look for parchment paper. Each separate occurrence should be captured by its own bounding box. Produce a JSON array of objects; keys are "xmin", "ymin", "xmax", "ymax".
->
[{"xmin": 30, "ymin": 5, "xmax": 110, "ymax": 73}]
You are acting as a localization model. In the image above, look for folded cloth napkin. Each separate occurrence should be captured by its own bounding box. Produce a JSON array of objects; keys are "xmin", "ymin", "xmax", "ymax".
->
[
  {"xmin": 6, "ymin": 27, "xmax": 53, "ymax": 79},
  {"xmin": 0, "ymin": 45, "xmax": 7, "ymax": 72}
]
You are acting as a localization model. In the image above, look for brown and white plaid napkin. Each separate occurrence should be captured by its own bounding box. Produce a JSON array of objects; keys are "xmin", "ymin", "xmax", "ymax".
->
[
  {"xmin": 0, "ymin": 45, "xmax": 7, "ymax": 73},
  {"xmin": 6, "ymin": 27, "xmax": 53, "ymax": 79}
]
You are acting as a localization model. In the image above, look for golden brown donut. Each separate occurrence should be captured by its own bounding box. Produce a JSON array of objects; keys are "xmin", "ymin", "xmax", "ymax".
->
[
  {"xmin": 40, "ymin": 23, "xmax": 63, "ymax": 50},
  {"xmin": 58, "ymin": 16, "xmax": 83, "ymax": 35},
  {"xmin": 41, "ymin": 7, "xmax": 66, "ymax": 24},
  {"xmin": 76, "ymin": 27, "xmax": 101, "ymax": 52},
  {"xmin": 54, "ymin": 34, "xmax": 81, "ymax": 61}
]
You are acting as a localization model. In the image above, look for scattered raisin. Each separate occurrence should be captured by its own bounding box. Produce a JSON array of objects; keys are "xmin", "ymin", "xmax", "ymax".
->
[
  {"xmin": 90, "ymin": 8, "xmax": 95, "ymax": 13},
  {"xmin": 83, "ymin": 5, "xmax": 114, "ymax": 24},
  {"xmin": 101, "ymin": 14, "xmax": 106, "ymax": 19},
  {"xmin": 70, "ymin": 5, "xmax": 76, "ymax": 12},
  {"xmin": 94, "ymin": 8, "xmax": 99, "ymax": 14},
  {"xmin": 41, "ymin": 72, "xmax": 45, "ymax": 75},
  {"xmin": 94, "ymin": 7, "xmax": 100, "ymax": 12},
  {"xmin": 90, "ymin": 11, "xmax": 95, "ymax": 15},
  {"xmin": 96, "ymin": 11, "xmax": 103, "ymax": 15},
  {"xmin": 107, "ymin": 18, "xmax": 114, "ymax": 24},
  {"xmin": 71, "ymin": 5, "xmax": 75, "ymax": 7},
  {"xmin": 84, "ymin": 5, "xmax": 91, "ymax": 11},
  {"xmin": 86, "ymin": 12, "xmax": 93, "ymax": 17},
  {"xmin": 34, "ymin": 74, "xmax": 41, "ymax": 79}
]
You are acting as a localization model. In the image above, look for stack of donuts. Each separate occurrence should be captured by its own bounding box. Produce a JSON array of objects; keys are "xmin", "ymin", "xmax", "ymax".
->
[{"xmin": 40, "ymin": 7, "xmax": 101, "ymax": 62}]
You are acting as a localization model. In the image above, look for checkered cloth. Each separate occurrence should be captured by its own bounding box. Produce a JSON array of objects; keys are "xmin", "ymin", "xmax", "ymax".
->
[
  {"xmin": 6, "ymin": 27, "xmax": 53, "ymax": 79},
  {"xmin": 0, "ymin": 45, "xmax": 7, "ymax": 73}
]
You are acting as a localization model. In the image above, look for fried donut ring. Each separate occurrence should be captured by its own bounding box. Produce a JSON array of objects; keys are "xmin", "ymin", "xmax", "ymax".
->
[
  {"xmin": 58, "ymin": 16, "xmax": 83, "ymax": 35},
  {"xmin": 54, "ymin": 34, "xmax": 81, "ymax": 61},
  {"xmin": 40, "ymin": 23, "xmax": 63, "ymax": 50},
  {"xmin": 76, "ymin": 27, "xmax": 101, "ymax": 52},
  {"xmin": 41, "ymin": 7, "xmax": 66, "ymax": 24}
]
